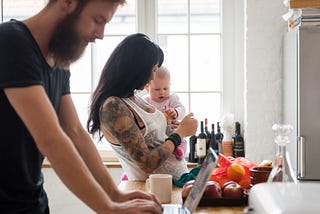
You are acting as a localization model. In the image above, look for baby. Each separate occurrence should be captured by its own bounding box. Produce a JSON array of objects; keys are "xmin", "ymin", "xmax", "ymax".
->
[{"xmin": 144, "ymin": 66, "xmax": 187, "ymax": 160}]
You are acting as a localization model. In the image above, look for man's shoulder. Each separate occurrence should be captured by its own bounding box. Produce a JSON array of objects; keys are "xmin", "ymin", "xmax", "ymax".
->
[
  {"xmin": 0, "ymin": 20, "xmax": 26, "ymax": 38},
  {"xmin": 0, "ymin": 20, "xmax": 35, "ymax": 51}
]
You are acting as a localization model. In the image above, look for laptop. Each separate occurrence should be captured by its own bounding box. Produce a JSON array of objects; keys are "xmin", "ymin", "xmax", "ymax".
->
[{"xmin": 162, "ymin": 147, "xmax": 218, "ymax": 214}]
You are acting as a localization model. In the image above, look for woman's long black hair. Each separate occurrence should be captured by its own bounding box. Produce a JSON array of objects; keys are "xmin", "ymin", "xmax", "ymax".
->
[{"xmin": 87, "ymin": 33, "xmax": 164, "ymax": 135}]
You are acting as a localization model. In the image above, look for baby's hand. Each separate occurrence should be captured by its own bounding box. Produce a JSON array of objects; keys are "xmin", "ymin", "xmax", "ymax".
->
[
  {"xmin": 170, "ymin": 119, "xmax": 180, "ymax": 129},
  {"xmin": 165, "ymin": 108, "xmax": 178, "ymax": 119}
]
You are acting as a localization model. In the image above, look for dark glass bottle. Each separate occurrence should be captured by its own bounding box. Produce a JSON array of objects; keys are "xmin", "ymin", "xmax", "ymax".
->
[
  {"xmin": 209, "ymin": 124, "xmax": 219, "ymax": 155},
  {"xmin": 188, "ymin": 135, "xmax": 197, "ymax": 163},
  {"xmin": 196, "ymin": 121, "xmax": 207, "ymax": 164},
  {"xmin": 204, "ymin": 118, "xmax": 211, "ymax": 151},
  {"xmin": 233, "ymin": 121, "xmax": 245, "ymax": 157},
  {"xmin": 215, "ymin": 122, "xmax": 224, "ymax": 154}
]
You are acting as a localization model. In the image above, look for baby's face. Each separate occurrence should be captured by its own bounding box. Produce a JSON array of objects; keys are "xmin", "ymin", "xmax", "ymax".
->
[{"xmin": 149, "ymin": 77, "xmax": 171, "ymax": 103}]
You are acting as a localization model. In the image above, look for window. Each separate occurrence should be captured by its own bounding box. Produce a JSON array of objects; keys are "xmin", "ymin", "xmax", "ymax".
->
[
  {"xmin": 71, "ymin": 0, "xmax": 226, "ymax": 150},
  {"xmin": 1, "ymin": 0, "xmax": 238, "ymax": 153}
]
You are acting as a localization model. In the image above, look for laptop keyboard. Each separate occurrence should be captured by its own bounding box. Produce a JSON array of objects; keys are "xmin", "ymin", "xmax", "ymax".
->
[
  {"xmin": 162, "ymin": 205, "xmax": 189, "ymax": 214},
  {"xmin": 177, "ymin": 207, "xmax": 188, "ymax": 214}
]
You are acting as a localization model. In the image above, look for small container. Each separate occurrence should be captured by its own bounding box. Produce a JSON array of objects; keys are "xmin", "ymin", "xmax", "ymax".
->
[
  {"xmin": 250, "ymin": 167, "xmax": 272, "ymax": 186},
  {"xmin": 267, "ymin": 124, "xmax": 297, "ymax": 183}
]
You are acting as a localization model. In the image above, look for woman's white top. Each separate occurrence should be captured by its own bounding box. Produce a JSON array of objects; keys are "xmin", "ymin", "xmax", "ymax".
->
[{"xmin": 109, "ymin": 97, "xmax": 188, "ymax": 180}]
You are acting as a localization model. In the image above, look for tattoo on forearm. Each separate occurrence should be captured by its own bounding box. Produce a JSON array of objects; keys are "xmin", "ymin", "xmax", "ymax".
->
[{"xmin": 100, "ymin": 97, "xmax": 171, "ymax": 172}]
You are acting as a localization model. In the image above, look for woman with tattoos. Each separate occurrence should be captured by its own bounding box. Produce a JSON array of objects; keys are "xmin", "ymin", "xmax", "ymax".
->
[{"xmin": 87, "ymin": 33, "xmax": 198, "ymax": 180}]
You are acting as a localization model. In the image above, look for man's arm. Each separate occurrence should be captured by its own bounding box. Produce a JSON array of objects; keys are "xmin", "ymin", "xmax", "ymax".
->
[
  {"xmin": 4, "ymin": 86, "xmax": 161, "ymax": 213},
  {"xmin": 5, "ymin": 86, "xmax": 112, "ymax": 212}
]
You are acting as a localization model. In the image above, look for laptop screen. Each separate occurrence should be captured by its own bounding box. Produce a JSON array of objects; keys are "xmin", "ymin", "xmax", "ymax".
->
[{"xmin": 182, "ymin": 147, "xmax": 218, "ymax": 213}]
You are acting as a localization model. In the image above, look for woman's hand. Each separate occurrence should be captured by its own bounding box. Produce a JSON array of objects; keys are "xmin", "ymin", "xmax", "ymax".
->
[
  {"xmin": 169, "ymin": 119, "xmax": 180, "ymax": 129},
  {"xmin": 175, "ymin": 113, "xmax": 198, "ymax": 138}
]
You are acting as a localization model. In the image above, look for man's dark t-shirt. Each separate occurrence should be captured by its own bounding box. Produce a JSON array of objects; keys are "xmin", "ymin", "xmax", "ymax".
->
[{"xmin": 0, "ymin": 19, "xmax": 71, "ymax": 213}]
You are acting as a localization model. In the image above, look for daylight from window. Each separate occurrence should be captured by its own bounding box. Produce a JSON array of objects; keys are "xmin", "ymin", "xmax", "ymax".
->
[{"xmin": 1, "ymin": 0, "xmax": 222, "ymax": 151}]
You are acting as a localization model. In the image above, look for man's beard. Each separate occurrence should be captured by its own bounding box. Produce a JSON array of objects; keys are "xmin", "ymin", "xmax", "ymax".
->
[{"xmin": 49, "ymin": 14, "xmax": 86, "ymax": 69}]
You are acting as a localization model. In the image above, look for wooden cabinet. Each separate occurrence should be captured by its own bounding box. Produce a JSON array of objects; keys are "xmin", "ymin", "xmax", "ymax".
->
[{"xmin": 289, "ymin": 0, "xmax": 320, "ymax": 8}]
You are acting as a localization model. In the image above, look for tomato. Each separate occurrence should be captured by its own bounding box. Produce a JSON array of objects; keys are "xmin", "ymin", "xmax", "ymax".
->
[
  {"xmin": 226, "ymin": 163, "xmax": 246, "ymax": 182},
  {"xmin": 233, "ymin": 157, "xmax": 258, "ymax": 178},
  {"xmin": 211, "ymin": 155, "xmax": 257, "ymax": 190}
]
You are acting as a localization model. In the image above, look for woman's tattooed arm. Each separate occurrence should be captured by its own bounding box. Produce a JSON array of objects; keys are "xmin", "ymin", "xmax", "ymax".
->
[{"xmin": 99, "ymin": 96, "xmax": 173, "ymax": 173}]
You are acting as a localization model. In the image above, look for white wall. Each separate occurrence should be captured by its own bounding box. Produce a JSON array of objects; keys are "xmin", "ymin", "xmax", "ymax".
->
[{"xmin": 244, "ymin": 0, "xmax": 287, "ymax": 163}]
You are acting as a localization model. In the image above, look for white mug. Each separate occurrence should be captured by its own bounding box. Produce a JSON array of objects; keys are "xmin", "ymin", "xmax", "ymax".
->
[{"xmin": 146, "ymin": 174, "xmax": 172, "ymax": 203}]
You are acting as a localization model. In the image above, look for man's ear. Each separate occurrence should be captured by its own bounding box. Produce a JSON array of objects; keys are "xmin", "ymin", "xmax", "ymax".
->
[{"xmin": 59, "ymin": 0, "xmax": 78, "ymax": 13}]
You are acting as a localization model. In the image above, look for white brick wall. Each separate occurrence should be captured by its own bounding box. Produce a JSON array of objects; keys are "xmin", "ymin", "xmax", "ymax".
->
[{"xmin": 245, "ymin": 0, "xmax": 287, "ymax": 163}]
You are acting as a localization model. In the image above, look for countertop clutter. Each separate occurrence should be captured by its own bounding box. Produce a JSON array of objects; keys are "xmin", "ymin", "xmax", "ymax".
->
[
  {"xmin": 288, "ymin": 0, "xmax": 320, "ymax": 8},
  {"xmin": 118, "ymin": 180, "xmax": 245, "ymax": 214},
  {"xmin": 283, "ymin": 0, "xmax": 320, "ymax": 30}
]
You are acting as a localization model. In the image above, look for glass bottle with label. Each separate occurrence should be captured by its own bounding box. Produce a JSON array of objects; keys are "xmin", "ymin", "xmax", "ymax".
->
[
  {"xmin": 196, "ymin": 121, "xmax": 207, "ymax": 163},
  {"xmin": 233, "ymin": 121, "xmax": 245, "ymax": 157},
  {"xmin": 267, "ymin": 124, "xmax": 297, "ymax": 183}
]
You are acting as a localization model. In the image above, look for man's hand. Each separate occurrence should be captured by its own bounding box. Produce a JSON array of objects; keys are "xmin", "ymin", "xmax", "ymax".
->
[
  {"xmin": 108, "ymin": 198, "xmax": 163, "ymax": 214},
  {"xmin": 110, "ymin": 190, "xmax": 162, "ymax": 213}
]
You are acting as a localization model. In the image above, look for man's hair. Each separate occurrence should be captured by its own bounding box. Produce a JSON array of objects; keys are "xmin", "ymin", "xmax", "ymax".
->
[
  {"xmin": 48, "ymin": 0, "xmax": 126, "ymax": 13},
  {"xmin": 49, "ymin": 0, "xmax": 126, "ymax": 3}
]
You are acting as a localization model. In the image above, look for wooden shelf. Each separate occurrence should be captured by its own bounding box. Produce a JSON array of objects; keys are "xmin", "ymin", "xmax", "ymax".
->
[{"xmin": 289, "ymin": 0, "xmax": 320, "ymax": 8}]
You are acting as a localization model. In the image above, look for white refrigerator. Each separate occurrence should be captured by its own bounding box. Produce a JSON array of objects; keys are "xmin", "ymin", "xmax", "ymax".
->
[{"xmin": 283, "ymin": 26, "xmax": 320, "ymax": 181}]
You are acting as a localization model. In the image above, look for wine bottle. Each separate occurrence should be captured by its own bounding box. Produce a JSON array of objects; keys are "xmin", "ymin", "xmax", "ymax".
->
[
  {"xmin": 215, "ymin": 122, "xmax": 224, "ymax": 154},
  {"xmin": 204, "ymin": 118, "xmax": 211, "ymax": 150},
  {"xmin": 209, "ymin": 124, "xmax": 219, "ymax": 155},
  {"xmin": 196, "ymin": 121, "xmax": 207, "ymax": 163},
  {"xmin": 233, "ymin": 121, "xmax": 245, "ymax": 157},
  {"xmin": 188, "ymin": 135, "xmax": 197, "ymax": 163}
]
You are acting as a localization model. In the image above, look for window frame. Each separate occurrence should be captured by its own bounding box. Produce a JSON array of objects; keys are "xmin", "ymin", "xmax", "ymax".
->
[
  {"xmin": 100, "ymin": 0, "xmax": 242, "ymax": 161},
  {"xmin": 137, "ymin": 0, "xmax": 242, "ymax": 120},
  {"xmin": 0, "ymin": 0, "xmax": 242, "ymax": 162}
]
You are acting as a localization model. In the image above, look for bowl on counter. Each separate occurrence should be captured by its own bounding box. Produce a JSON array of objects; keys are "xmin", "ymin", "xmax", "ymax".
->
[{"xmin": 249, "ymin": 167, "xmax": 272, "ymax": 186}]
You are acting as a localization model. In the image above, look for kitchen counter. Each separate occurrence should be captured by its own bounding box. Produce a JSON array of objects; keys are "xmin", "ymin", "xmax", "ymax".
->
[
  {"xmin": 118, "ymin": 180, "xmax": 245, "ymax": 214},
  {"xmin": 42, "ymin": 158, "xmax": 199, "ymax": 169}
]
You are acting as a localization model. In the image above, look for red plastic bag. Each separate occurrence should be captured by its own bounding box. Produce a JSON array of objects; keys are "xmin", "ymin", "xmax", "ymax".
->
[
  {"xmin": 217, "ymin": 153, "xmax": 233, "ymax": 168},
  {"xmin": 210, "ymin": 153, "xmax": 258, "ymax": 189}
]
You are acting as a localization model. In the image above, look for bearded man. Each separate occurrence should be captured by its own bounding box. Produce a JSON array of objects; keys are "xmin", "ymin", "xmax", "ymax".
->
[{"xmin": 0, "ymin": 1, "xmax": 162, "ymax": 213}]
